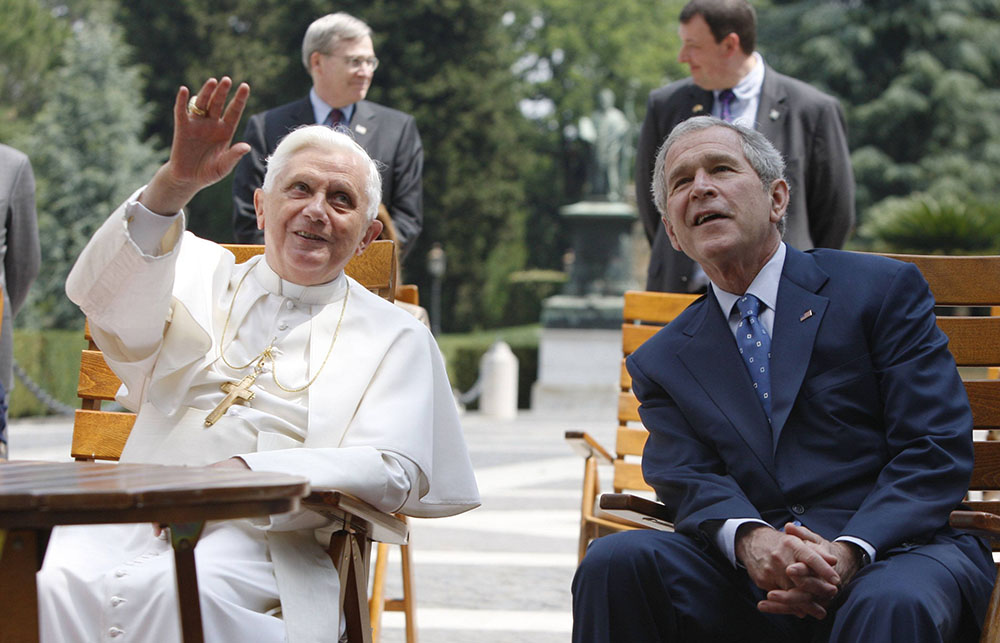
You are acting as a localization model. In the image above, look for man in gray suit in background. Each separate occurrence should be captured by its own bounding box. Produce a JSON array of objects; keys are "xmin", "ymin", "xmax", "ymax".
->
[
  {"xmin": 233, "ymin": 12, "xmax": 423, "ymax": 259},
  {"xmin": 636, "ymin": 0, "xmax": 855, "ymax": 293},
  {"xmin": 0, "ymin": 144, "xmax": 42, "ymax": 456}
]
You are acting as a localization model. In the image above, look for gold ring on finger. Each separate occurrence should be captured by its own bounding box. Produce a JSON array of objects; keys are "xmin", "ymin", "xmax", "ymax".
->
[{"xmin": 187, "ymin": 95, "xmax": 208, "ymax": 118}]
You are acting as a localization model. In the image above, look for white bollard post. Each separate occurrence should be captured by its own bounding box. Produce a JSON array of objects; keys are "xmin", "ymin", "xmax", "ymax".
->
[{"xmin": 479, "ymin": 340, "xmax": 519, "ymax": 419}]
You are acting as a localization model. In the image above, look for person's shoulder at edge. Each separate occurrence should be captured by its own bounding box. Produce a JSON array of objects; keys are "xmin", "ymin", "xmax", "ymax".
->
[{"xmin": 648, "ymin": 76, "xmax": 703, "ymax": 104}]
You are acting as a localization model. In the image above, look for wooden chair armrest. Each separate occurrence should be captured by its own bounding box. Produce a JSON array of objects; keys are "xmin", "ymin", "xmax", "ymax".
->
[
  {"xmin": 599, "ymin": 493, "xmax": 674, "ymax": 531},
  {"xmin": 950, "ymin": 509, "xmax": 1000, "ymax": 538},
  {"xmin": 303, "ymin": 490, "xmax": 408, "ymax": 545},
  {"xmin": 565, "ymin": 431, "xmax": 614, "ymax": 464}
]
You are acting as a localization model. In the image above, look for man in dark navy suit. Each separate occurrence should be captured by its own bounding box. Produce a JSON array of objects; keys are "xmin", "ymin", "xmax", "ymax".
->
[
  {"xmin": 636, "ymin": 0, "xmax": 854, "ymax": 293},
  {"xmin": 572, "ymin": 116, "xmax": 994, "ymax": 642},
  {"xmin": 233, "ymin": 12, "xmax": 423, "ymax": 259}
]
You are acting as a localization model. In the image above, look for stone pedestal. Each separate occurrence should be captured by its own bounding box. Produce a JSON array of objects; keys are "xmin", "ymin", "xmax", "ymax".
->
[
  {"xmin": 531, "ymin": 201, "xmax": 637, "ymax": 416},
  {"xmin": 560, "ymin": 200, "xmax": 636, "ymax": 297}
]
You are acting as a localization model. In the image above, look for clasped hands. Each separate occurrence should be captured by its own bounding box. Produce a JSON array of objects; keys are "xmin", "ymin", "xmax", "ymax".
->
[{"xmin": 735, "ymin": 522, "xmax": 863, "ymax": 620}]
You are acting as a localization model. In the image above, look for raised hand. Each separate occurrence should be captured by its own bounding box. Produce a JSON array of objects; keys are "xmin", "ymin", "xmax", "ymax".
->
[{"xmin": 140, "ymin": 77, "xmax": 251, "ymax": 215}]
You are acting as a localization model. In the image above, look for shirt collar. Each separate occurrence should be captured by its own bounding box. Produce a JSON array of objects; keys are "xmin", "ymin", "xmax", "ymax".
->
[
  {"xmin": 253, "ymin": 255, "xmax": 349, "ymax": 305},
  {"xmin": 712, "ymin": 242, "xmax": 786, "ymax": 318},
  {"xmin": 309, "ymin": 88, "xmax": 357, "ymax": 126},
  {"xmin": 717, "ymin": 51, "xmax": 765, "ymax": 103}
]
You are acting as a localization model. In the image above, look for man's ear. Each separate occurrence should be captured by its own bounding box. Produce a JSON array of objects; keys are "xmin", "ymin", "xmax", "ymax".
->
[
  {"xmin": 356, "ymin": 219, "xmax": 384, "ymax": 255},
  {"xmin": 768, "ymin": 179, "xmax": 790, "ymax": 225},
  {"xmin": 722, "ymin": 32, "xmax": 741, "ymax": 55},
  {"xmin": 663, "ymin": 216, "xmax": 683, "ymax": 252},
  {"xmin": 253, "ymin": 188, "xmax": 266, "ymax": 231},
  {"xmin": 309, "ymin": 51, "xmax": 324, "ymax": 73}
]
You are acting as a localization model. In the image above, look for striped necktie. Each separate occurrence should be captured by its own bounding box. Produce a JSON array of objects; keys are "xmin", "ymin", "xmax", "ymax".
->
[{"xmin": 717, "ymin": 89, "xmax": 736, "ymax": 122}]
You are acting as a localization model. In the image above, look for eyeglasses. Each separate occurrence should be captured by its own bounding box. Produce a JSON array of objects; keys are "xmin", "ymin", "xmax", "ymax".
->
[{"xmin": 337, "ymin": 55, "xmax": 379, "ymax": 71}]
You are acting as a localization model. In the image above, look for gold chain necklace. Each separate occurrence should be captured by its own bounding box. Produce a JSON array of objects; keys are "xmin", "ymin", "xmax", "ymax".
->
[{"xmin": 205, "ymin": 264, "xmax": 350, "ymax": 427}]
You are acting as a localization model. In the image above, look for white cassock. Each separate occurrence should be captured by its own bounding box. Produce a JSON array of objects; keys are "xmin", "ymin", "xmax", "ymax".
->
[{"xmin": 38, "ymin": 192, "xmax": 480, "ymax": 643}]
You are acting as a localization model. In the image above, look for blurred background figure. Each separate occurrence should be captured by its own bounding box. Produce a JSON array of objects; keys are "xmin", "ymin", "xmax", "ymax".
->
[
  {"xmin": 635, "ymin": 0, "xmax": 855, "ymax": 294},
  {"xmin": 0, "ymin": 143, "xmax": 41, "ymax": 458},
  {"xmin": 232, "ymin": 11, "xmax": 424, "ymax": 262}
]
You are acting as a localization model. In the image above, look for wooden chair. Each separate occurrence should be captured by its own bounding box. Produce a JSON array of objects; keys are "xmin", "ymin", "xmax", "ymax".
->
[
  {"xmin": 564, "ymin": 290, "xmax": 698, "ymax": 562},
  {"xmin": 598, "ymin": 253, "xmax": 1000, "ymax": 643},
  {"xmin": 72, "ymin": 239, "xmax": 408, "ymax": 643}
]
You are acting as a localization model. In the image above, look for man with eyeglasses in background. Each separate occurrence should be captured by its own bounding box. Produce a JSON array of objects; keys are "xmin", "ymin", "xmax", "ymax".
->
[{"xmin": 233, "ymin": 12, "xmax": 424, "ymax": 260}]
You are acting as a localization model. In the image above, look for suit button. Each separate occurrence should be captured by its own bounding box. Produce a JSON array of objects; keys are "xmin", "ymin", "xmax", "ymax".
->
[{"xmin": 791, "ymin": 504, "xmax": 805, "ymax": 515}]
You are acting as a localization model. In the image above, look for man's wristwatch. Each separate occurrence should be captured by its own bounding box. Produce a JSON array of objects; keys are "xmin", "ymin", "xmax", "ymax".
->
[{"xmin": 843, "ymin": 541, "xmax": 871, "ymax": 568}]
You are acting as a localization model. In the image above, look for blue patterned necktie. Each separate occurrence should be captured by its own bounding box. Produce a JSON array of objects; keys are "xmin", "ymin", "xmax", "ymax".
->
[
  {"xmin": 718, "ymin": 89, "xmax": 736, "ymax": 122},
  {"xmin": 735, "ymin": 294, "xmax": 772, "ymax": 420}
]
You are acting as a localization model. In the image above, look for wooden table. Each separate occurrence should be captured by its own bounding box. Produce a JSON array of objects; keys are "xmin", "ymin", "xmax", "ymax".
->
[{"xmin": 0, "ymin": 460, "xmax": 310, "ymax": 643}]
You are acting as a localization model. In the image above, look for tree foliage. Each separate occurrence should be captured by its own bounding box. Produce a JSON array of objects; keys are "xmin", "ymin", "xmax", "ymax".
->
[
  {"xmin": 14, "ymin": 5, "xmax": 163, "ymax": 329},
  {"xmin": 0, "ymin": 0, "xmax": 68, "ymax": 142},
  {"xmin": 758, "ymin": 0, "xmax": 1000, "ymax": 230},
  {"xmin": 502, "ymin": 0, "xmax": 688, "ymax": 267}
]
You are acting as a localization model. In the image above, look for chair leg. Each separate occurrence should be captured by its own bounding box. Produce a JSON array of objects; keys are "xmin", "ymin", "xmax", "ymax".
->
[
  {"xmin": 0, "ymin": 528, "xmax": 48, "ymax": 642},
  {"xmin": 398, "ymin": 531, "xmax": 418, "ymax": 643},
  {"xmin": 331, "ymin": 529, "xmax": 374, "ymax": 643},
  {"xmin": 369, "ymin": 542, "xmax": 390, "ymax": 642},
  {"xmin": 578, "ymin": 457, "xmax": 599, "ymax": 563},
  {"xmin": 169, "ymin": 521, "xmax": 207, "ymax": 643},
  {"xmin": 370, "ymin": 516, "xmax": 418, "ymax": 643}
]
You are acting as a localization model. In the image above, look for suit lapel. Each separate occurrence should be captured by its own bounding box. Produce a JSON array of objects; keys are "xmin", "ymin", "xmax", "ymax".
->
[
  {"xmin": 349, "ymin": 101, "xmax": 376, "ymax": 144},
  {"xmin": 681, "ymin": 84, "xmax": 714, "ymax": 120},
  {"xmin": 678, "ymin": 292, "xmax": 778, "ymax": 480},
  {"xmin": 755, "ymin": 65, "xmax": 787, "ymax": 144},
  {"xmin": 769, "ymin": 248, "xmax": 829, "ymax": 447}
]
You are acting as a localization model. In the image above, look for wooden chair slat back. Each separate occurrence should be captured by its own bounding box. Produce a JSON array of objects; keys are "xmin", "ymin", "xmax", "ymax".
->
[
  {"xmin": 73, "ymin": 241, "xmax": 397, "ymax": 462},
  {"xmin": 937, "ymin": 318, "xmax": 1000, "ymax": 366},
  {"xmin": 222, "ymin": 240, "xmax": 397, "ymax": 301},
  {"xmin": 613, "ymin": 291, "xmax": 698, "ymax": 493},
  {"xmin": 877, "ymin": 253, "xmax": 1000, "ymax": 531},
  {"xmin": 877, "ymin": 253, "xmax": 1000, "ymax": 306}
]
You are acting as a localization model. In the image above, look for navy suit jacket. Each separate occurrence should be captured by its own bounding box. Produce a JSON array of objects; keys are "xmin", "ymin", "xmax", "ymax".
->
[
  {"xmin": 232, "ymin": 96, "xmax": 424, "ymax": 258},
  {"xmin": 627, "ymin": 247, "xmax": 993, "ymax": 621},
  {"xmin": 635, "ymin": 66, "xmax": 856, "ymax": 292}
]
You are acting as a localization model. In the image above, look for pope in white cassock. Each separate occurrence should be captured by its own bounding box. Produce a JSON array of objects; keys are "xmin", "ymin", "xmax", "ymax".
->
[{"xmin": 36, "ymin": 77, "xmax": 480, "ymax": 643}]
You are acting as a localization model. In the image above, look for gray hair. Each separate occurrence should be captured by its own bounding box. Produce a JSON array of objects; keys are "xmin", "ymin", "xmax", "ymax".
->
[
  {"xmin": 651, "ymin": 116, "xmax": 787, "ymax": 233},
  {"xmin": 301, "ymin": 12, "xmax": 372, "ymax": 72},
  {"xmin": 262, "ymin": 125, "xmax": 382, "ymax": 222}
]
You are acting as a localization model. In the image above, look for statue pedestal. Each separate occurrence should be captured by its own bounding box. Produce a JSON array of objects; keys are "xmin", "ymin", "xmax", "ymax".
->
[
  {"xmin": 560, "ymin": 201, "xmax": 636, "ymax": 296},
  {"xmin": 531, "ymin": 201, "xmax": 637, "ymax": 416}
]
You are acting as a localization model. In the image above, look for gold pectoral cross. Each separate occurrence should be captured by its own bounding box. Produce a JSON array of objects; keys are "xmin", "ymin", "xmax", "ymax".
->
[{"xmin": 205, "ymin": 373, "xmax": 257, "ymax": 427}]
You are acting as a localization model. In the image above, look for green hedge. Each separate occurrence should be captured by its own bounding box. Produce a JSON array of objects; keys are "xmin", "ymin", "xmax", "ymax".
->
[
  {"xmin": 10, "ymin": 328, "xmax": 86, "ymax": 418},
  {"xmin": 438, "ymin": 324, "xmax": 540, "ymax": 409}
]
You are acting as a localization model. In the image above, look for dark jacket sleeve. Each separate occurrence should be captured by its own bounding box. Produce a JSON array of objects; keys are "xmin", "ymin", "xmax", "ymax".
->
[
  {"xmin": 635, "ymin": 93, "xmax": 665, "ymax": 246},
  {"xmin": 231, "ymin": 113, "xmax": 268, "ymax": 244},
  {"xmin": 805, "ymin": 99, "xmax": 855, "ymax": 248},
  {"xmin": 385, "ymin": 115, "xmax": 423, "ymax": 259},
  {"xmin": 5, "ymin": 153, "xmax": 40, "ymax": 315}
]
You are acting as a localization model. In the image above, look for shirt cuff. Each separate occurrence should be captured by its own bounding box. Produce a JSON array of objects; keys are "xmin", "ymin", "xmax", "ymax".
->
[
  {"xmin": 835, "ymin": 535, "xmax": 875, "ymax": 567},
  {"xmin": 124, "ymin": 196, "xmax": 182, "ymax": 257}
]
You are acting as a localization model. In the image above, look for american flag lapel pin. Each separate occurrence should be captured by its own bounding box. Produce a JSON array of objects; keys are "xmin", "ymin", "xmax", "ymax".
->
[
  {"xmin": 800, "ymin": 310, "xmax": 814, "ymax": 322},
  {"xmin": 355, "ymin": 124, "xmax": 368, "ymax": 135},
  {"xmin": 693, "ymin": 104, "xmax": 704, "ymax": 114}
]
